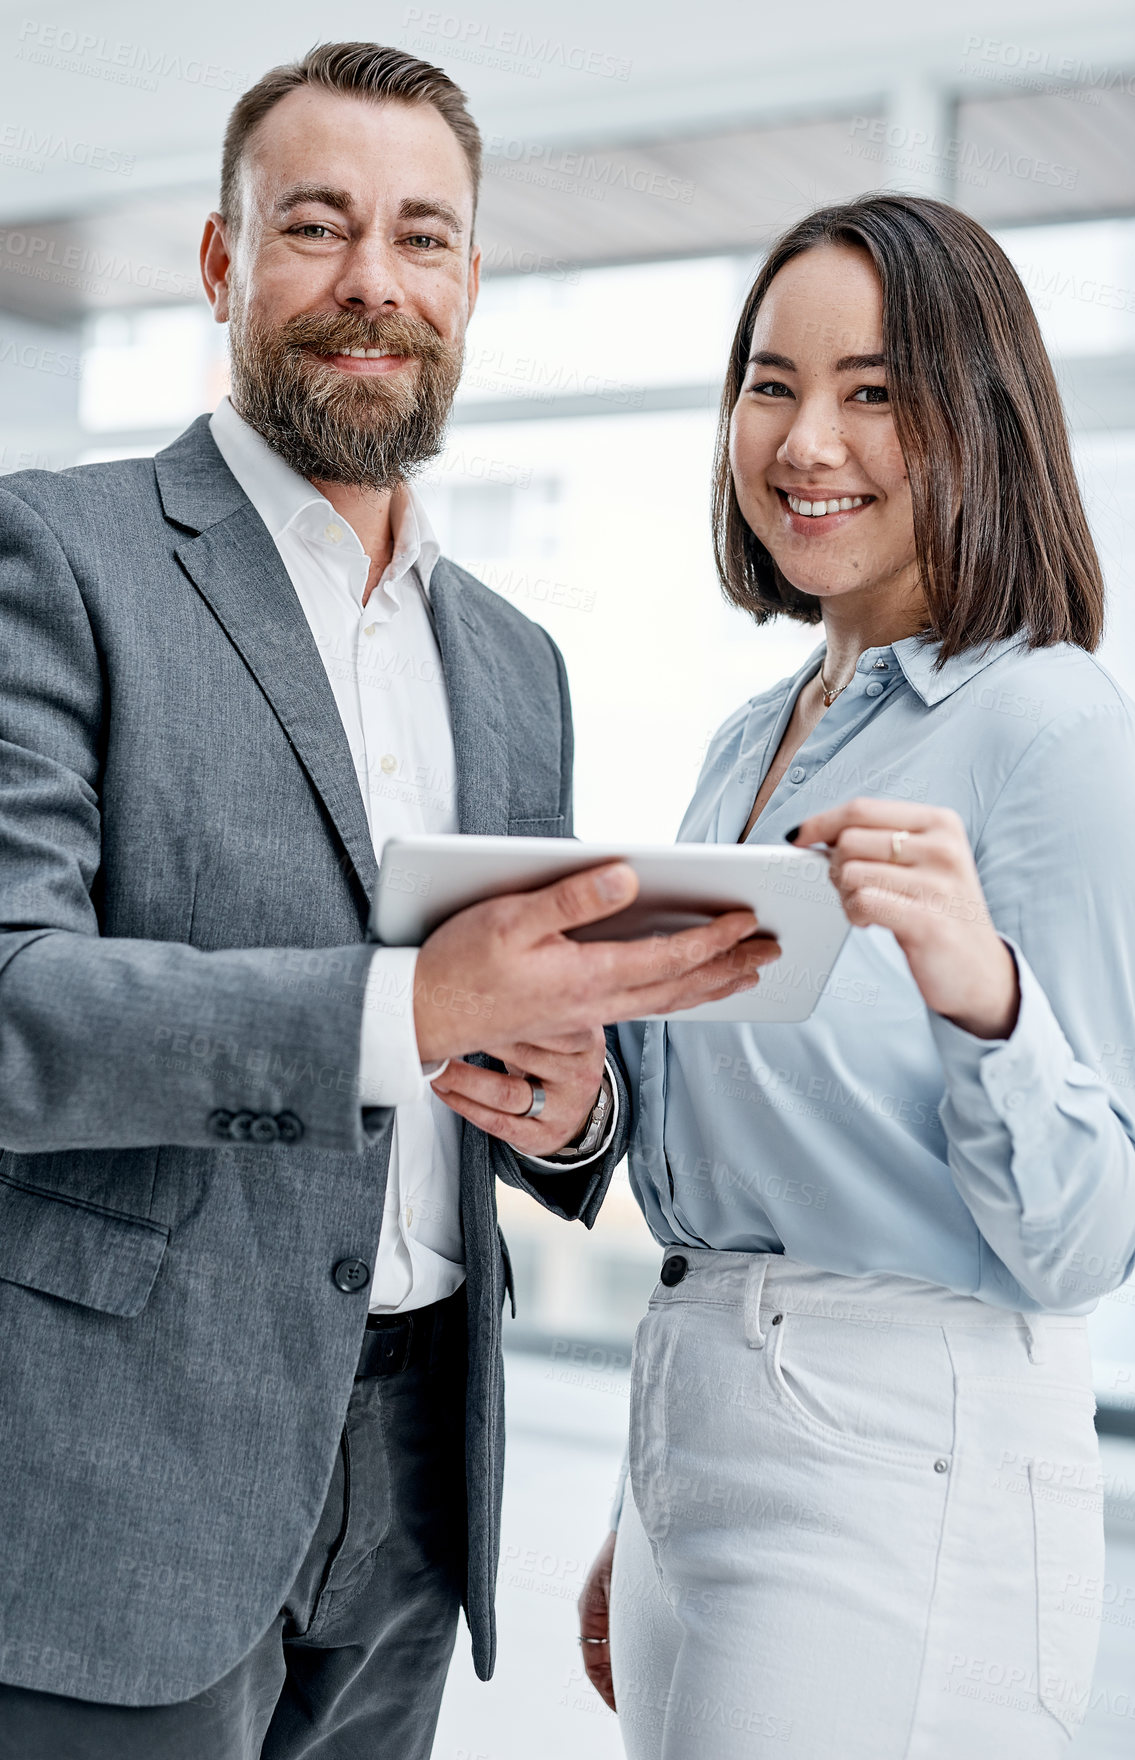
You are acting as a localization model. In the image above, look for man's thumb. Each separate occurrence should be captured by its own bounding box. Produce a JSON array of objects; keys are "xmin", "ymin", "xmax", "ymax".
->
[{"xmin": 524, "ymin": 861, "xmax": 638, "ymax": 937}]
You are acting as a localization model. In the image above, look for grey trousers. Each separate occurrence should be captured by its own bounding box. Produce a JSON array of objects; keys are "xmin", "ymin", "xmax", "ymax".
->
[{"xmin": 0, "ymin": 1290, "xmax": 468, "ymax": 1760}]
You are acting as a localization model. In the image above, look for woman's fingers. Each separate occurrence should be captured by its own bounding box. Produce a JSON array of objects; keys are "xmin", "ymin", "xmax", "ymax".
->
[
  {"xmin": 578, "ymin": 1533, "xmax": 617, "ymax": 1712},
  {"xmin": 827, "ymin": 826, "xmax": 928, "ymax": 869},
  {"xmin": 792, "ymin": 796, "xmax": 948, "ymax": 849}
]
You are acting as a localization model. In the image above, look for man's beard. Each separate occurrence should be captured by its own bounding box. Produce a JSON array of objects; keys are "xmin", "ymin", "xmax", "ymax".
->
[{"xmin": 227, "ymin": 303, "xmax": 463, "ymax": 490}]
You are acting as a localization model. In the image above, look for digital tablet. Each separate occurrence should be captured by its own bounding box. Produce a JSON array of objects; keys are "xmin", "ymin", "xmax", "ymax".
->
[{"xmin": 370, "ymin": 834, "xmax": 851, "ymax": 1024}]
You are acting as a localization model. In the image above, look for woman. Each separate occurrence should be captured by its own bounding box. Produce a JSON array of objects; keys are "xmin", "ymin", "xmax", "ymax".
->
[{"xmin": 576, "ymin": 194, "xmax": 1135, "ymax": 1757}]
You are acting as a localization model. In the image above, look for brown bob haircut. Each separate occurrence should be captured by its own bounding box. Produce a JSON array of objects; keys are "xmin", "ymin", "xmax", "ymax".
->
[
  {"xmin": 219, "ymin": 41, "xmax": 482, "ymax": 232},
  {"xmin": 712, "ymin": 193, "xmax": 1104, "ymax": 660}
]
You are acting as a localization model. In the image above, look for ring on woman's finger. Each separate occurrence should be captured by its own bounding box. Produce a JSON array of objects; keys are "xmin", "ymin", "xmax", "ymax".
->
[
  {"xmin": 521, "ymin": 1078, "xmax": 545, "ymax": 1119},
  {"xmin": 890, "ymin": 830, "xmax": 910, "ymax": 864},
  {"xmin": 579, "ymin": 1636, "xmax": 609, "ymax": 1645}
]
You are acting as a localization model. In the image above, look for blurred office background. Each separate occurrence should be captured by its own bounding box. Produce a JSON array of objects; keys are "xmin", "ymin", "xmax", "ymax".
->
[{"xmin": 3, "ymin": 1, "xmax": 1135, "ymax": 1750}]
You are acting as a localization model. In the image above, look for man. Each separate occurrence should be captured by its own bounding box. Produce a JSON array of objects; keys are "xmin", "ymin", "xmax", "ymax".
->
[{"xmin": 0, "ymin": 41, "xmax": 770, "ymax": 1760}]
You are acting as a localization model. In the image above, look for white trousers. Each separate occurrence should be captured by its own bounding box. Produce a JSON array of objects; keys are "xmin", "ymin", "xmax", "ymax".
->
[{"xmin": 610, "ymin": 1251, "xmax": 1103, "ymax": 1760}]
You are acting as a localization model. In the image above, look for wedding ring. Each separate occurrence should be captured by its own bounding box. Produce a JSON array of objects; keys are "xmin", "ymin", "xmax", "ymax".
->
[
  {"xmin": 579, "ymin": 1637, "xmax": 610, "ymax": 1645},
  {"xmin": 890, "ymin": 830, "xmax": 909, "ymax": 864},
  {"xmin": 521, "ymin": 1079, "xmax": 546, "ymax": 1119}
]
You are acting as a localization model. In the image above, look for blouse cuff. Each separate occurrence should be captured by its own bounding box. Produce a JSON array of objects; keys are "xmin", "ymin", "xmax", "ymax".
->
[{"xmin": 927, "ymin": 937, "xmax": 1079, "ymax": 1215}]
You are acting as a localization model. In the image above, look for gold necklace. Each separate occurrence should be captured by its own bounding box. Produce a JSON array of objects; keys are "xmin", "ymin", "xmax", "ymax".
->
[{"xmin": 818, "ymin": 662, "xmax": 855, "ymax": 707}]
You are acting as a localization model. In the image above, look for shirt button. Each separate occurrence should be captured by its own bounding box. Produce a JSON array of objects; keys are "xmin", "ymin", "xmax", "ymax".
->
[
  {"xmin": 363, "ymin": 624, "xmax": 377, "ymax": 637},
  {"xmin": 380, "ymin": 754, "xmax": 397, "ymax": 774},
  {"xmin": 405, "ymin": 1205, "xmax": 414, "ymax": 1227},
  {"xmin": 1004, "ymin": 1089, "xmax": 1024, "ymax": 1110},
  {"xmin": 865, "ymin": 681, "xmax": 884, "ymax": 697},
  {"xmin": 789, "ymin": 765, "xmax": 807, "ymax": 783},
  {"xmin": 332, "ymin": 1258, "xmax": 370, "ymax": 1294},
  {"xmin": 324, "ymin": 523, "xmax": 343, "ymax": 544}
]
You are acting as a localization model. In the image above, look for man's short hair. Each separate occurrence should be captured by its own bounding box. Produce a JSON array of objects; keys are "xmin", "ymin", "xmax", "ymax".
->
[{"xmin": 220, "ymin": 41, "xmax": 482, "ymax": 231}]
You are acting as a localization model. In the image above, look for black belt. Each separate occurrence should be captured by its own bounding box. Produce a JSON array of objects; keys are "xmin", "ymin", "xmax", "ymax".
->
[{"xmin": 355, "ymin": 1285, "xmax": 466, "ymax": 1380}]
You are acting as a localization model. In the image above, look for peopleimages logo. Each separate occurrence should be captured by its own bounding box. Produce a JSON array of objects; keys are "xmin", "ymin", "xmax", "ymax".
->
[
  {"xmin": 402, "ymin": 9, "xmax": 632, "ymax": 80},
  {"xmin": 485, "ymin": 137, "xmax": 694, "ymax": 204},
  {"xmin": 0, "ymin": 229, "xmax": 195, "ymax": 298},
  {"xmin": 960, "ymin": 33, "xmax": 1135, "ymax": 94},
  {"xmin": 0, "ymin": 121, "xmax": 133, "ymax": 176},
  {"xmin": 16, "ymin": 21, "xmax": 246, "ymax": 92},
  {"xmin": 847, "ymin": 117, "xmax": 1077, "ymax": 191}
]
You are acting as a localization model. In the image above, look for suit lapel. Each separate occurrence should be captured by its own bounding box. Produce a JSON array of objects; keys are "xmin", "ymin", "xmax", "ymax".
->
[
  {"xmin": 430, "ymin": 562, "xmax": 511, "ymax": 836},
  {"xmin": 155, "ymin": 423, "xmax": 515, "ymax": 908},
  {"xmin": 430, "ymin": 568, "xmax": 511, "ymax": 1308},
  {"xmin": 157, "ymin": 420, "xmax": 378, "ymax": 907}
]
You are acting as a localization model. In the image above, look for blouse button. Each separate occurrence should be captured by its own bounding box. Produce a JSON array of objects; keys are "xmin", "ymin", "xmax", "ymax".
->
[
  {"xmin": 789, "ymin": 765, "xmax": 807, "ymax": 783},
  {"xmin": 865, "ymin": 681, "xmax": 884, "ymax": 697}
]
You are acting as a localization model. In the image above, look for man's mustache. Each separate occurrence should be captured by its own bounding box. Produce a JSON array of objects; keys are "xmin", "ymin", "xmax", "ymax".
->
[{"xmin": 274, "ymin": 310, "xmax": 450, "ymax": 366}]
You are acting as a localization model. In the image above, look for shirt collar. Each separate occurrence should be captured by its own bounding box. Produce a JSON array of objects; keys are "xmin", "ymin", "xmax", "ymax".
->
[
  {"xmin": 789, "ymin": 631, "xmax": 1026, "ymax": 709},
  {"xmin": 889, "ymin": 633, "xmax": 1028, "ymax": 705},
  {"xmin": 208, "ymin": 396, "xmax": 441, "ymax": 600}
]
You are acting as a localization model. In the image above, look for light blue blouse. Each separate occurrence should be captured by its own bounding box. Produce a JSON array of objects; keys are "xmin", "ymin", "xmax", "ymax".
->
[{"xmin": 617, "ymin": 634, "xmax": 1135, "ymax": 1313}]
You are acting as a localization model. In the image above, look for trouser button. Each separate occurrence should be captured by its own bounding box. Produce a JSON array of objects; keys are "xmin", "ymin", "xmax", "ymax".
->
[{"xmin": 660, "ymin": 1254, "xmax": 688, "ymax": 1287}]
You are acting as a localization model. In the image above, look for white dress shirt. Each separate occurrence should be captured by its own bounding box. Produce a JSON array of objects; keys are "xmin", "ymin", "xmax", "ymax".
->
[
  {"xmin": 211, "ymin": 397, "xmax": 464, "ymax": 1312},
  {"xmin": 209, "ymin": 398, "xmax": 617, "ymax": 1313}
]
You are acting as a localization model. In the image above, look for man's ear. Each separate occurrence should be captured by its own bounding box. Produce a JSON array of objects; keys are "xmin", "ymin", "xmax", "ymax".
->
[
  {"xmin": 466, "ymin": 241, "xmax": 481, "ymax": 323},
  {"xmin": 200, "ymin": 212, "xmax": 233, "ymax": 323}
]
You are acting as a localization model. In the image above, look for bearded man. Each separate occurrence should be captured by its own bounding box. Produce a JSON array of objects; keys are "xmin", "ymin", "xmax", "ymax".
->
[{"xmin": 0, "ymin": 40, "xmax": 766, "ymax": 1760}]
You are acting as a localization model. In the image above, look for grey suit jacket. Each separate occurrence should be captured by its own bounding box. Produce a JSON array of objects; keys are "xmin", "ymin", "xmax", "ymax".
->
[{"xmin": 0, "ymin": 416, "xmax": 629, "ymax": 1706}]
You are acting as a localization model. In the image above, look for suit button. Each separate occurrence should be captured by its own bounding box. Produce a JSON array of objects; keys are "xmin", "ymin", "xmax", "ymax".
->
[
  {"xmin": 248, "ymin": 1114, "xmax": 280, "ymax": 1144},
  {"xmin": 207, "ymin": 1109, "xmax": 234, "ymax": 1140},
  {"xmin": 660, "ymin": 1254, "xmax": 688, "ymax": 1287},
  {"xmin": 333, "ymin": 1258, "xmax": 370, "ymax": 1294},
  {"xmin": 276, "ymin": 1112, "xmax": 304, "ymax": 1144},
  {"xmin": 228, "ymin": 1110, "xmax": 257, "ymax": 1141}
]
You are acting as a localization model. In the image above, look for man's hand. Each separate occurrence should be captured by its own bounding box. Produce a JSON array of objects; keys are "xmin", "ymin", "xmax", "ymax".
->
[
  {"xmin": 578, "ymin": 1531, "xmax": 617, "ymax": 1711},
  {"xmin": 431, "ymin": 1026, "xmax": 606, "ymax": 1156},
  {"xmin": 413, "ymin": 861, "xmax": 780, "ymax": 1064}
]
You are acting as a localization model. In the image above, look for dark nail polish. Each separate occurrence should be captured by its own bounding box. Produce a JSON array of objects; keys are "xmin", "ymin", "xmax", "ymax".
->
[{"xmin": 784, "ymin": 825, "xmax": 801, "ymax": 844}]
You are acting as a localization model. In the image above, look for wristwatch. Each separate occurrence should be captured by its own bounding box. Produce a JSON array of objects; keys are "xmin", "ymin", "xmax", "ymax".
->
[{"xmin": 544, "ymin": 1069, "xmax": 614, "ymax": 1161}]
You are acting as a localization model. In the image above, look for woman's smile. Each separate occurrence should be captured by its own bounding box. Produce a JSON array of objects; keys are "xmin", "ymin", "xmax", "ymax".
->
[{"xmin": 774, "ymin": 486, "xmax": 876, "ymax": 533}]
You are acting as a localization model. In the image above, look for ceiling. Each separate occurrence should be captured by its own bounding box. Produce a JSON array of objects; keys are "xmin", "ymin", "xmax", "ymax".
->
[{"xmin": 0, "ymin": 0, "xmax": 1131, "ymax": 323}]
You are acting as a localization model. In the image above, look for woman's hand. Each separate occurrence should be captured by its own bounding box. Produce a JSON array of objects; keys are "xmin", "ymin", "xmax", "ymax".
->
[
  {"xmin": 578, "ymin": 1532, "xmax": 617, "ymax": 1710},
  {"xmin": 430, "ymin": 1026, "xmax": 607, "ymax": 1157},
  {"xmin": 791, "ymin": 797, "xmax": 1020, "ymax": 1040}
]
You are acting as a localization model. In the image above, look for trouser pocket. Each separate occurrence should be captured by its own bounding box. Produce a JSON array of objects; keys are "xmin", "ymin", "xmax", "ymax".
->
[
  {"xmin": 1030, "ymin": 1451, "xmax": 1104, "ymax": 1737},
  {"xmin": 628, "ymin": 1300, "xmax": 684, "ymax": 1546}
]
